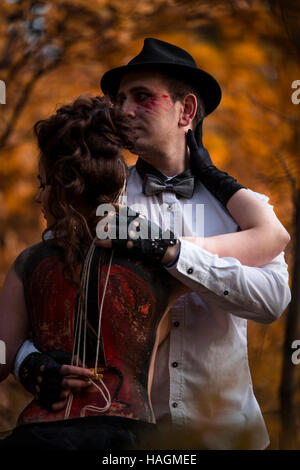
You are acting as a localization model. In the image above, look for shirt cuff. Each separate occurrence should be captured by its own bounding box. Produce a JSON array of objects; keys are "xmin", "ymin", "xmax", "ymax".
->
[{"xmin": 13, "ymin": 340, "xmax": 40, "ymax": 382}]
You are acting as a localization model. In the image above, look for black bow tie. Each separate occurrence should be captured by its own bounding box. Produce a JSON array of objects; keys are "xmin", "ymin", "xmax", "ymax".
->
[{"xmin": 136, "ymin": 158, "xmax": 195, "ymax": 199}]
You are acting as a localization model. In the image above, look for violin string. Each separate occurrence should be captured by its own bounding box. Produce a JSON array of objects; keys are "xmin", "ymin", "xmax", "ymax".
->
[
  {"xmin": 64, "ymin": 240, "xmax": 113, "ymax": 419},
  {"xmin": 64, "ymin": 239, "xmax": 96, "ymax": 420}
]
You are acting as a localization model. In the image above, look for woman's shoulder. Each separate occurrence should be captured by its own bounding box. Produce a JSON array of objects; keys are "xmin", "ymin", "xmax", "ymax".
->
[{"xmin": 12, "ymin": 239, "xmax": 62, "ymax": 281}]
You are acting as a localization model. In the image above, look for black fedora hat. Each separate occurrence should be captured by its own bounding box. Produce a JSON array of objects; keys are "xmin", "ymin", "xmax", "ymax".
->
[{"xmin": 100, "ymin": 38, "xmax": 222, "ymax": 115}]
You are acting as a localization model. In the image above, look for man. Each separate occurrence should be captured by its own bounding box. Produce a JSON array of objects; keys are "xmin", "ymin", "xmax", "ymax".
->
[{"xmin": 13, "ymin": 38, "xmax": 291, "ymax": 449}]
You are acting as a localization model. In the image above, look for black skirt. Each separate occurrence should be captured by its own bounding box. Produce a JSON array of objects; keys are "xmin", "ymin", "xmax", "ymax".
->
[{"xmin": 0, "ymin": 415, "xmax": 157, "ymax": 451}]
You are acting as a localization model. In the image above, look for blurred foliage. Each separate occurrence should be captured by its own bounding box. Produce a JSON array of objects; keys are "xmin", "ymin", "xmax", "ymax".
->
[{"xmin": 0, "ymin": 0, "xmax": 299, "ymax": 449}]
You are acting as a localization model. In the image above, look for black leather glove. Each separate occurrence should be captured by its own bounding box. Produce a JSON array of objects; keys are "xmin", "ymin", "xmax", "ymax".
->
[
  {"xmin": 187, "ymin": 123, "xmax": 245, "ymax": 207},
  {"xmin": 109, "ymin": 207, "xmax": 177, "ymax": 262},
  {"xmin": 19, "ymin": 350, "xmax": 72, "ymax": 411}
]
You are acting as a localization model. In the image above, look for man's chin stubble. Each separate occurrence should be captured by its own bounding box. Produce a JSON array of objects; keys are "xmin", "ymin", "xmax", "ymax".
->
[{"xmin": 131, "ymin": 141, "xmax": 166, "ymax": 160}]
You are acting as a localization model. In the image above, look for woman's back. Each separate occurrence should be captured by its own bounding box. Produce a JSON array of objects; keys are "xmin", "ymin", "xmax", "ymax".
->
[{"xmin": 14, "ymin": 239, "xmax": 174, "ymax": 425}]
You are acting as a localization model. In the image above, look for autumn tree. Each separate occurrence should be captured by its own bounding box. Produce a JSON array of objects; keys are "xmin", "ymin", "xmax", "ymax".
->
[{"xmin": 0, "ymin": 0, "xmax": 299, "ymax": 448}]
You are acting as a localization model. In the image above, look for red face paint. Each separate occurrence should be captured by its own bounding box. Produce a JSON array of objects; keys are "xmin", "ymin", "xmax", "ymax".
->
[{"xmin": 133, "ymin": 96, "xmax": 163, "ymax": 116}]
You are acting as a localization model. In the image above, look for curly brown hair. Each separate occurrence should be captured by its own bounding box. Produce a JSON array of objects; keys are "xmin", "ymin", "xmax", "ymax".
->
[{"xmin": 34, "ymin": 95, "xmax": 135, "ymax": 284}]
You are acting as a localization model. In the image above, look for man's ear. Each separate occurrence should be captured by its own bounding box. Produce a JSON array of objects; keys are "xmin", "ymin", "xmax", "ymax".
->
[{"xmin": 178, "ymin": 94, "xmax": 197, "ymax": 128}]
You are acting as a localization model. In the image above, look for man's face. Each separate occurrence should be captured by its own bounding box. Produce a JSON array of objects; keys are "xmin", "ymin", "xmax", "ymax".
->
[{"xmin": 116, "ymin": 71, "xmax": 183, "ymax": 158}]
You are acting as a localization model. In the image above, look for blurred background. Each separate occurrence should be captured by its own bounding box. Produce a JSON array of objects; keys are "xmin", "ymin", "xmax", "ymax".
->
[{"xmin": 0, "ymin": 0, "xmax": 299, "ymax": 450}]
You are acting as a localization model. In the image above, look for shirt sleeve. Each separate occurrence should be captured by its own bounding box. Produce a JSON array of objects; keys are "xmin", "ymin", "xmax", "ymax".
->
[{"xmin": 165, "ymin": 239, "xmax": 291, "ymax": 324}]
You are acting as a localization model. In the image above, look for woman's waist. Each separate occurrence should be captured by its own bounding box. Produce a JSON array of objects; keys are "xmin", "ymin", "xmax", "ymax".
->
[{"xmin": 17, "ymin": 367, "xmax": 154, "ymax": 426}]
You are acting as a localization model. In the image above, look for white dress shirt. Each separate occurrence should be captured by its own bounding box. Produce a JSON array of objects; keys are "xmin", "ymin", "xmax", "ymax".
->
[
  {"xmin": 125, "ymin": 165, "xmax": 291, "ymax": 450},
  {"xmin": 14, "ymin": 164, "xmax": 291, "ymax": 450}
]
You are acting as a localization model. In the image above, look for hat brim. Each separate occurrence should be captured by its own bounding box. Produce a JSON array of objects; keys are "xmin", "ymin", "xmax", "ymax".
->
[{"xmin": 100, "ymin": 62, "xmax": 221, "ymax": 115}]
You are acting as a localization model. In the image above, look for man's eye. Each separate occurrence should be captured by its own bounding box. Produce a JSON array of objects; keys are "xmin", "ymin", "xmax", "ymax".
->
[
  {"xmin": 39, "ymin": 183, "xmax": 45, "ymax": 190},
  {"xmin": 138, "ymin": 93, "xmax": 149, "ymax": 101}
]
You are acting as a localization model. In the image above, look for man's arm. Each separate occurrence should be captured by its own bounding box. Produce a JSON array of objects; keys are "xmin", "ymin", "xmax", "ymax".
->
[
  {"xmin": 186, "ymin": 128, "xmax": 290, "ymax": 266},
  {"xmin": 203, "ymin": 188, "xmax": 289, "ymax": 266},
  {"xmin": 162, "ymin": 189, "xmax": 290, "ymax": 268},
  {"xmin": 166, "ymin": 239, "xmax": 291, "ymax": 324}
]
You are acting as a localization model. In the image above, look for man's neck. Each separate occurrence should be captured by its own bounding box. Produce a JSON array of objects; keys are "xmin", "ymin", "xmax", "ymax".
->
[{"xmin": 138, "ymin": 142, "xmax": 188, "ymax": 177}]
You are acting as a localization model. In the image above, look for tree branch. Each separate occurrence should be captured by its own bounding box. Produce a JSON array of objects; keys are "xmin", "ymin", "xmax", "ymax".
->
[
  {"xmin": 246, "ymin": 92, "xmax": 300, "ymax": 124},
  {"xmin": 255, "ymin": 130, "xmax": 297, "ymax": 201}
]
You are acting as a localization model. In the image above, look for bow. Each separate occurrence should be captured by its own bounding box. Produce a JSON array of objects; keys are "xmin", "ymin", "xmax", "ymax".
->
[{"xmin": 143, "ymin": 173, "xmax": 195, "ymax": 199}]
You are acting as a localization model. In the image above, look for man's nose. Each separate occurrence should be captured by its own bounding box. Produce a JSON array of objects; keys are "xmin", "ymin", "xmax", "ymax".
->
[{"xmin": 122, "ymin": 99, "xmax": 136, "ymax": 118}]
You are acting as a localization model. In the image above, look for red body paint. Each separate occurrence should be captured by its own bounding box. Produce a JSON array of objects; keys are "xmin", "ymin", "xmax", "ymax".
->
[{"xmin": 17, "ymin": 245, "xmax": 172, "ymax": 426}]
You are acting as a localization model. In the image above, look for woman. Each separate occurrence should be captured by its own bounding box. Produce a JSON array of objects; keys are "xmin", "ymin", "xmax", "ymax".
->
[
  {"xmin": 0, "ymin": 95, "xmax": 189, "ymax": 451},
  {"xmin": 0, "ymin": 95, "xmax": 289, "ymax": 451}
]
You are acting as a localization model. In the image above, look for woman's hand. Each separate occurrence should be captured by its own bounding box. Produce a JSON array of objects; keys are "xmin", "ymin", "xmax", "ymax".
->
[
  {"xmin": 19, "ymin": 350, "xmax": 94, "ymax": 411},
  {"xmin": 94, "ymin": 205, "xmax": 178, "ymax": 263},
  {"xmin": 46, "ymin": 363, "xmax": 94, "ymax": 412}
]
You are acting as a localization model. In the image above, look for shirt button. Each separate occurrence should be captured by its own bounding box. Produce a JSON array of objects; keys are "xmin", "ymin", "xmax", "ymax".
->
[
  {"xmin": 187, "ymin": 267, "xmax": 193, "ymax": 274},
  {"xmin": 167, "ymin": 204, "xmax": 173, "ymax": 211},
  {"xmin": 172, "ymin": 402, "xmax": 178, "ymax": 408},
  {"xmin": 172, "ymin": 361, "xmax": 178, "ymax": 368},
  {"xmin": 224, "ymin": 290, "xmax": 229, "ymax": 295},
  {"xmin": 173, "ymin": 321, "xmax": 180, "ymax": 327}
]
